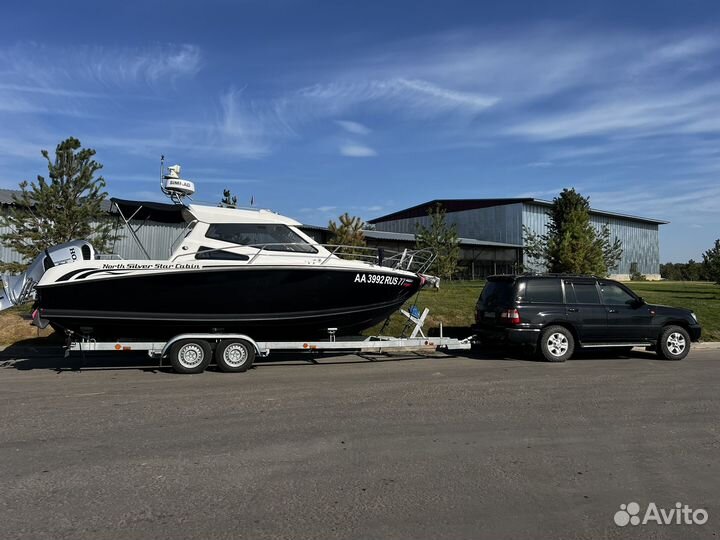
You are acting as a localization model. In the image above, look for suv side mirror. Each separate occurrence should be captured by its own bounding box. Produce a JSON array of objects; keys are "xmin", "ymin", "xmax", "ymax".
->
[{"xmin": 633, "ymin": 296, "xmax": 646, "ymax": 308}]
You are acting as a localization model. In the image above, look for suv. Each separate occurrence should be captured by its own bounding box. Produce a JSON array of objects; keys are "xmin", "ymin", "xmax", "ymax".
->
[{"xmin": 473, "ymin": 275, "xmax": 701, "ymax": 362}]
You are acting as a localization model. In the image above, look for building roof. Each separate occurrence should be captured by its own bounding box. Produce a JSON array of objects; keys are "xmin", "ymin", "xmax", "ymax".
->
[
  {"xmin": 369, "ymin": 198, "xmax": 669, "ymax": 226},
  {"xmin": 0, "ymin": 188, "xmax": 20, "ymax": 205}
]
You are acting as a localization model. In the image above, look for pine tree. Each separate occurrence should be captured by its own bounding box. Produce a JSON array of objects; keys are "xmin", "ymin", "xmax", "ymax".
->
[
  {"xmin": 328, "ymin": 213, "xmax": 367, "ymax": 257},
  {"xmin": 523, "ymin": 188, "xmax": 622, "ymax": 276},
  {"xmin": 702, "ymin": 239, "xmax": 720, "ymax": 285},
  {"xmin": 415, "ymin": 203, "xmax": 460, "ymax": 280},
  {"xmin": 0, "ymin": 137, "xmax": 114, "ymax": 272}
]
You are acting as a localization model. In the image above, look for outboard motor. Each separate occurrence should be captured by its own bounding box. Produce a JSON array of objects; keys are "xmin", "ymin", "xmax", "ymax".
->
[{"xmin": 0, "ymin": 240, "xmax": 95, "ymax": 311}]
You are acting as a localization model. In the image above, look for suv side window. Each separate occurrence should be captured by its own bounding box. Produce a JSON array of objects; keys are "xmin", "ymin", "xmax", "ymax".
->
[
  {"xmin": 571, "ymin": 282, "xmax": 601, "ymax": 304},
  {"xmin": 524, "ymin": 279, "xmax": 563, "ymax": 303},
  {"xmin": 599, "ymin": 282, "xmax": 635, "ymax": 305}
]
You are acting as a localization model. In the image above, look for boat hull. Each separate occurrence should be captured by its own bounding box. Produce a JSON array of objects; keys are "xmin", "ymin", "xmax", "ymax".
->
[{"xmin": 37, "ymin": 265, "xmax": 422, "ymax": 340}]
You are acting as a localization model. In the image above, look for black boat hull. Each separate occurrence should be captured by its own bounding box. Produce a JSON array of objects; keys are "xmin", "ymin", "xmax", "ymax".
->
[{"xmin": 38, "ymin": 265, "xmax": 422, "ymax": 340}]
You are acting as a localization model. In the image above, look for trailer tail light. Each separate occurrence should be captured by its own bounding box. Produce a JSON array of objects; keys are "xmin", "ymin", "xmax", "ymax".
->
[{"xmin": 500, "ymin": 308, "xmax": 521, "ymax": 325}]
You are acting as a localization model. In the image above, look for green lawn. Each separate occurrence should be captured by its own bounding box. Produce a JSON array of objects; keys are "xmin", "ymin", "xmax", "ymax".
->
[
  {"xmin": 370, "ymin": 280, "xmax": 720, "ymax": 341},
  {"xmin": 622, "ymin": 281, "xmax": 720, "ymax": 341}
]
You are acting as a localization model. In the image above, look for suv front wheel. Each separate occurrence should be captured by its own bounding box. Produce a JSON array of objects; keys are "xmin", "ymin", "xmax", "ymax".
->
[
  {"xmin": 539, "ymin": 325, "xmax": 575, "ymax": 362},
  {"xmin": 657, "ymin": 325, "xmax": 691, "ymax": 360}
]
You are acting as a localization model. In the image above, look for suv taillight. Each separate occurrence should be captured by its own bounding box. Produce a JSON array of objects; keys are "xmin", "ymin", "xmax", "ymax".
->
[{"xmin": 500, "ymin": 308, "xmax": 521, "ymax": 325}]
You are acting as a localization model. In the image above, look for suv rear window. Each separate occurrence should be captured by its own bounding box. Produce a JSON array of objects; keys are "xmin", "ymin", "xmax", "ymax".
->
[
  {"xmin": 524, "ymin": 279, "xmax": 563, "ymax": 303},
  {"xmin": 478, "ymin": 280, "xmax": 514, "ymax": 309}
]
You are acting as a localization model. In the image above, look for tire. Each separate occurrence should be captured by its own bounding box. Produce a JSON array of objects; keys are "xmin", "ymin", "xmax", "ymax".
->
[
  {"xmin": 168, "ymin": 339, "xmax": 212, "ymax": 374},
  {"xmin": 215, "ymin": 339, "xmax": 255, "ymax": 373},
  {"xmin": 656, "ymin": 325, "xmax": 691, "ymax": 361},
  {"xmin": 539, "ymin": 325, "xmax": 574, "ymax": 362}
]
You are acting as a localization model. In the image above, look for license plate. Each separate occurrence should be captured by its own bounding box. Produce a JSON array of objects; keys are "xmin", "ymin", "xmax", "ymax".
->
[{"xmin": 484, "ymin": 312, "xmax": 495, "ymax": 318}]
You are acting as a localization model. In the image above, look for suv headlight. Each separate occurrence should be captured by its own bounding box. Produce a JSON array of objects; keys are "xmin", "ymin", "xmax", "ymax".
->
[{"xmin": 691, "ymin": 312, "xmax": 698, "ymax": 323}]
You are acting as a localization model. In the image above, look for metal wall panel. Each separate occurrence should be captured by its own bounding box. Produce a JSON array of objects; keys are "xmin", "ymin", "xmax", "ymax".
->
[
  {"xmin": 109, "ymin": 221, "xmax": 188, "ymax": 260},
  {"xmin": 521, "ymin": 203, "xmax": 660, "ymax": 275},
  {"xmin": 0, "ymin": 220, "xmax": 188, "ymax": 265},
  {"xmin": 373, "ymin": 203, "xmax": 525, "ymax": 244}
]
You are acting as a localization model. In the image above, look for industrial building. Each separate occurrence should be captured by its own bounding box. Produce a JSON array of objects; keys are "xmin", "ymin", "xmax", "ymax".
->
[
  {"xmin": 0, "ymin": 189, "xmax": 666, "ymax": 280},
  {"xmin": 368, "ymin": 198, "xmax": 667, "ymax": 280}
]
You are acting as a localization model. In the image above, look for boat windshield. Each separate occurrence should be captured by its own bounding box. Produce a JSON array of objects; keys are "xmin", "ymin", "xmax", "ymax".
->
[{"xmin": 205, "ymin": 223, "xmax": 318, "ymax": 253}]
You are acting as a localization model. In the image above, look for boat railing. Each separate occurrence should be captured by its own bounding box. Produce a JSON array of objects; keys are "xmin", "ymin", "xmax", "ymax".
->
[{"xmin": 171, "ymin": 243, "xmax": 436, "ymax": 274}]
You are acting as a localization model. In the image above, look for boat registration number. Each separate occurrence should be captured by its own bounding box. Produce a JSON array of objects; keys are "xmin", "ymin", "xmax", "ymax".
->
[{"xmin": 354, "ymin": 273, "xmax": 404, "ymax": 285}]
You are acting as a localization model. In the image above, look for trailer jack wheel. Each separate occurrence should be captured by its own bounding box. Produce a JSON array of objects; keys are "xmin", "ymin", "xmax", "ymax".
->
[
  {"xmin": 169, "ymin": 339, "xmax": 212, "ymax": 374},
  {"xmin": 215, "ymin": 339, "xmax": 255, "ymax": 373}
]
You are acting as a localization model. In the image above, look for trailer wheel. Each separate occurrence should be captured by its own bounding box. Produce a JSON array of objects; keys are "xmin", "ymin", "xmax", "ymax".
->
[
  {"xmin": 169, "ymin": 339, "xmax": 212, "ymax": 374},
  {"xmin": 215, "ymin": 339, "xmax": 255, "ymax": 373}
]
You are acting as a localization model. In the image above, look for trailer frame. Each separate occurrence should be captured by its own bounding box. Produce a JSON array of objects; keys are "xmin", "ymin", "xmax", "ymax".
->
[{"xmin": 65, "ymin": 308, "xmax": 474, "ymax": 374}]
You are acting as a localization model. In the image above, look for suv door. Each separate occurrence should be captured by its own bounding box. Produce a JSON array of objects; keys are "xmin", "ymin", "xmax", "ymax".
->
[
  {"xmin": 598, "ymin": 280, "xmax": 656, "ymax": 341},
  {"xmin": 564, "ymin": 280, "xmax": 608, "ymax": 342}
]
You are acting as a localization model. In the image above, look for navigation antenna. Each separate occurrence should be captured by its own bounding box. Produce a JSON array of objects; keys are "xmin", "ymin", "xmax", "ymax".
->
[{"xmin": 159, "ymin": 157, "xmax": 196, "ymax": 204}]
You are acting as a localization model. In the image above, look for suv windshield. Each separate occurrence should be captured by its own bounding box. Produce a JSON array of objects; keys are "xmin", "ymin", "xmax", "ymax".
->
[{"xmin": 478, "ymin": 280, "xmax": 514, "ymax": 309}]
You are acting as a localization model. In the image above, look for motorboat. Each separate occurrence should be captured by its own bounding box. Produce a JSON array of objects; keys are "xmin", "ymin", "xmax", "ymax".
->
[{"xmin": 0, "ymin": 165, "xmax": 435, "ymax": 341}]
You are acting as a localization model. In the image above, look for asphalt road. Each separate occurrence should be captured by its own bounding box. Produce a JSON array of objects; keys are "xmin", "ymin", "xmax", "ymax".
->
[{"xmin": 1, "ymin": 347, "xmax": 718, "ymax": 540}]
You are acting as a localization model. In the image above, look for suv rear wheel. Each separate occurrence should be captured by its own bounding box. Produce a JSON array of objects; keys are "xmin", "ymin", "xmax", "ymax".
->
[
  {"xmin": 657, "ymin": 325, "xmax": 690, "ymax": 360},
  {"xmin": 539, "ymin": 325, "xmax": 574, "ymax": 362}
]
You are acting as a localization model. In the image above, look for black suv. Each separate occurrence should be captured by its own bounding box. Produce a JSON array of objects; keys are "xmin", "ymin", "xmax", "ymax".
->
[{"xmin": 473, "ymin": 275, "xmax": 701, "ymax": 362}]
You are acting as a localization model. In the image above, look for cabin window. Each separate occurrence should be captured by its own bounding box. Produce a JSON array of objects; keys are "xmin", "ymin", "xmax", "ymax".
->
[
  {"xmin": 195, "ymin": 246, "xmax": 250, "ymax": 261},
  {"xmin": 205, "ymin": 224, "xmax": 318, "ymax": 253}
]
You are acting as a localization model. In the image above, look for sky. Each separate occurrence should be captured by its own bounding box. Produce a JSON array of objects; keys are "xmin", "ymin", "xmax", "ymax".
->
[{"xmin": 2, "ymin": 0, "xmax": 720, "ymax": 262}]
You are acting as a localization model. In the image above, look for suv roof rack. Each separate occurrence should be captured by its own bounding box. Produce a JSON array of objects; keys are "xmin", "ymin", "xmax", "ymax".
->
[{"xmin": 519, "ymin": 272, "xmax": 601, "ymax": 278}]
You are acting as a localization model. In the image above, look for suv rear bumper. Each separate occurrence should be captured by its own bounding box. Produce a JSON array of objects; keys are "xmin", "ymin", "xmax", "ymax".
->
[{"xmin": 473, "ymin": 326, "xmax": 540, "ymax": 346}]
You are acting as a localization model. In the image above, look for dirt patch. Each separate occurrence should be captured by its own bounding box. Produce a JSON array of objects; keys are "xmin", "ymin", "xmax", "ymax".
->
[{"xmin": 0, "ymin": 306, "xmax": 56, "ymax": 347}]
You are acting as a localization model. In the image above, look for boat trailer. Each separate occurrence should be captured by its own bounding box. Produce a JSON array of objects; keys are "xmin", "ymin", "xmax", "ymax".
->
[{"xmin": 66, "ymin": 307, "xmax": 473, "ymax": 374}]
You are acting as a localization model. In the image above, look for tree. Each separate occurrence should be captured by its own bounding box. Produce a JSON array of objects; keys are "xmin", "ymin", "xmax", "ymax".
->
[
  {"xmin": 0, "ymin": 137, "xmax": 114, "ymax": 273},
  {"xmin": 415, "ymin": 203, "xmax": 460, "ymax": 280},
  {"xmin": 702, "ymin": 239, "xmax": 720, "ymax": 284},
  {"xmin": 328, "ymin": 213, "xmax": 367, "ymax": 257},
  {"xmin": 220, "ymin": 188, "xmax": 238, "ymax": 208},
  {"xmin": 523, "ymin": 188, "xmax": 622, "ymax": 276}
]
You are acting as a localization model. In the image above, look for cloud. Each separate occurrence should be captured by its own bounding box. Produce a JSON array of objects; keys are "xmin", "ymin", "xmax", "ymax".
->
[
  {"xmin": 301, "ymin": 206, "xmax": 337, "ymax": 213},
  {"xmin": 82, "ymin": 44, "xmax": 202, "ymax": 87},
  {"xmin": 394, "ymin": 78, "xmax": 499, "ymax": 110},
  {"xmin": 336, "ymin": 120, "xmax": 371, "ymax": 135},
  {"xmin": 0, "ymin": 43, "xmax": 202, "ymax": 91},
  {"xmin": 296, "ymin": 78, "xmax": 498, "ymax": 117},
  {"xmin": 526, "ymin": 161, "xmax": 553, "ymax": 168},
  {"xmin": 340, "ymin": 143, "xmax": 377, "ymax": 157}
]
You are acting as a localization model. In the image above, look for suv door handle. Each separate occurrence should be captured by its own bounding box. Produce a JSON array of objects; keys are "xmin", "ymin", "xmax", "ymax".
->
[
  {"xmin": 608, "ymin": 309, "xmax": 618, "ymax": 313},
  {"xmin": 567, "ymin": 308, "xmax": 579, "ymax": 312}
]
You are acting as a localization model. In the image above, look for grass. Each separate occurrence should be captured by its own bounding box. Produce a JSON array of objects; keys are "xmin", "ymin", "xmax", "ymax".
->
[
  {"xmin": 621, "ymin": 281, "xmax": 720, "ymax": 341},
  {"xmin": 368, "ymin": 281, "xmax": 485, "ymax": 337},
  {"xmin": 369, "ymin": 280, "xmax": 720, "ymax": 341},
  {"xmin": 1, "ymin": 280, "xmax": 717, "ymax": 347}
]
